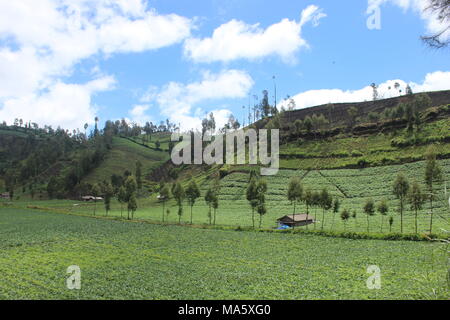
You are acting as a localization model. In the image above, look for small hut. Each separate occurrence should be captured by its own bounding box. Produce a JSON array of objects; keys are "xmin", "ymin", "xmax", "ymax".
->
[
  {"xmin": 277, "ymin": 214, "xmax": 315, "ymax": 228},
  {"xmin": 0, "ymin": 192, "xmax": 10, "ymax": 200}
]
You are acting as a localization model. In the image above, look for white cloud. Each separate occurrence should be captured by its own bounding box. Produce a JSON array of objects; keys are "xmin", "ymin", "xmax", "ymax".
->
[
  {"xmin": 280, "ymin": 71, "xmax": 450, "ymax": 110},
  {"xmin": 129, "ymin": 104, "xmax": 153, "ymax": 125},
  {"xmin": 367, "ymin": 0, "xmax": 450, "ymax": 42},
  {"xmin": 143, "ymin": 69, "xmax": 254, "ymax": 131},
  {"xmin": 183, "ymin": 5, "xmax": 326, "ymax": 63},
  {"xmin": 0, "ymin": 76, "xmax": 116, "ymax": 129},
  {"xmin": 0, "ymin": 0, "xmax": 194, "ymax": 129}
]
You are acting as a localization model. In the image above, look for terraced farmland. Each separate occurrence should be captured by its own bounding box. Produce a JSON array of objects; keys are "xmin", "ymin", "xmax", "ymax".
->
[{"xmin": 0, "ymin": 208, "xmax": 447, "ymax": 300}]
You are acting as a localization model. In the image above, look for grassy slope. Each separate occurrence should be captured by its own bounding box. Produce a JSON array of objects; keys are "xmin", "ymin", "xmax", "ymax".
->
[
  {"xmin": 0, "ymin": 208, "xmax": 447, "ymax": 300},
  {"xmin": 280, "ymin": 119, "xmax": 450, "ymax": 169},
  {"xmin": 83, "ymin": 136, "xmax": 170, "ymax": 184}
]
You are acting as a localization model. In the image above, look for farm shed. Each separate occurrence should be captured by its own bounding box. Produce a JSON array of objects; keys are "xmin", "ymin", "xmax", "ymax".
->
[
  {"xmin": 277, "ymin": 214, "xmax": 315, "ymax": 228},
  {"xmin": 81, "ymin": 196, "xmax": 103, "ymax": 202},
  {"xmin": 0, "ymin": 192, "xmax": 10, "ymax": 200}
]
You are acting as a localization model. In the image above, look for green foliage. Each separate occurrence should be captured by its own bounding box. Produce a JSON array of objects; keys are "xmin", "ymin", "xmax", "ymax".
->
[{"xmin": 1, "ymin": 208, "xmax": 448, "ymax": 299}]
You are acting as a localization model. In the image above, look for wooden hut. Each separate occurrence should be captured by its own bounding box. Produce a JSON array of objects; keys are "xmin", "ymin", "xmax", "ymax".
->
[{"xmin": 277, "ymin": 214, "xmax": 315, "ymax": 228}]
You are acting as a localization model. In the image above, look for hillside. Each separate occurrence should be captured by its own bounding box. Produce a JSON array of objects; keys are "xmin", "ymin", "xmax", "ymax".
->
[{"xmin": 1, "ymin": 90, "xmax": 450, "ymax": 206}]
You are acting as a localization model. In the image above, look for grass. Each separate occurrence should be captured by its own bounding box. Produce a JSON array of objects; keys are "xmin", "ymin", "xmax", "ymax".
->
[
  {"xmin": 0, "ymin": 207, "xmax": 447, "ymax": 300},
  {"xmin": 83, "ymin": 136, "xmax": 170, "ymax": 184}
]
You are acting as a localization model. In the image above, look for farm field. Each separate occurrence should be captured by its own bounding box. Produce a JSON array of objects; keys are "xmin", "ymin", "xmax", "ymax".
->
[
  {"xmin": 20, "ymin": 159, "xmax": 450, "ymax": 236},
  {"xmin": 0, "ymin": 208, "xmax": 448, "ymax": 300}
]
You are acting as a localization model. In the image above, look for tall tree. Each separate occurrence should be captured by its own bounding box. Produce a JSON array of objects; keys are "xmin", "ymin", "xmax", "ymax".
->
[
  {"xmin": 91, "ymin": 183, "xmax": 101, "ymax": 216},
  {"xmin": 304, "ymin": 188, "xmax": 314, "ymax": 230},
  {"xmin": 409, "ymin": 181, "xmax": 426, "ymax": 234},
  {"xmin": 118, "ymin": 186, "xmax": 127, "ymax": 218},
  {"xmin": 341, "ymin": 209, "xmax": 350, "ymax": 231},
  {"xmin": 159, "ymin": 185, "xmax": 170, "ymax": 223},
  {"xmin": 124, "ymin": 176, "xmax": 137, "ymax": 220},
  {"xmin": 377, "ymin": 199, "xmax": 389, "ymax": 233},
  {"xmin": 287, "ymin": 177, "xmax": 303, "ymax": 229},
  {"xmin": 363, "ymin": 198, "xmax": 375, "ymax": 233},
  {"xmin": 393, "ymin": 173, "xmax": 410, "ymax": 234},
  {"xmin": 424, "ymin": 146, "xmax": 443, "ymax": 234},
  {"xmin": 246, "ymin": 177, "xmax": 259, "ymax": 228},
  {"xmin": 172, "ymin": 182, "xmax": 185, "ymax": 224},
  {"xmin": 312, "ymin": 191, "xmax": 321, "ymax": 230},
  {"xmin": 128, "ymin": 193, "xmax": 138, "ymax": 220},
  {"xmin": 256, "ymin": 179, "xmax": 268, "ymax": 228},
  {"xmin": 186, "ymin": 180, "xmax": 201, "ymax": 224},
  {"xmin": 320, "ymin": 188, "xmax": 333, "ymax": 231},
  {"xmin": 102, "ymin": 182, "xmax": 114, "ymax": 216},
  {"xmin": 205, "ymin": 188, "xmax": 215, "ymax": 225},
  {"xmin": 331, "ymin": 198, "xmax": 341, "ymax": 231}
]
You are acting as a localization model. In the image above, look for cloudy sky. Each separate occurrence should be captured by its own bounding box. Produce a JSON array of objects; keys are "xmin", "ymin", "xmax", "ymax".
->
[{"xmin": 0, "ymin": 0, "xmax": 449, "ymax": 131}]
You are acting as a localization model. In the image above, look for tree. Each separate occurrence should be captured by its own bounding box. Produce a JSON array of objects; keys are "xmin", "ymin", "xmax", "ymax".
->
[
  {"xmin": 341, "ymin": 209, "xmax": 350, "ymax": 231},
  {"xmin": 424, "ymin": 146, "xmax": 443, "ymax": 234},
  {"xmin": 91, "ymin": 183, "xmax": 101, "ymax": 216},
  {"xmin": 377, "ymin": 199, "xmax": 389, "ymax": 233},
  {"xmin": 118, "ymin": 186, "xmax": 127, "ymax": 218},
  {"xmin": 135, "ymin": 161, "xmax": 142, "ymax": 190},
  {"xmin": 287, "ymin": 177, "xmax": 303, "ymax": 229},
  {"xmin": 186, "ymin": 180, "xmax": 201, "ymax": 224},
  {"xmin": 312, "ymin": 191, "xmax": 321, "ymax": 230},
  {"xmin": 304, "ymin": 188, "xmax": 314, "ymax": 230},
  {"xmin": 393, "ymin": 173, "xmax": 410, "ymax": 233},
  {"xmin": 303, "ymin": 116, "xmax": 313, "ymax": 134},
  {"xmin": 421, "ymin": 0, "xmax": 450, "ymax": 48},
  {"xmin": 205, "ymin": 188, "xmax": 215, "ymax": 225},
  {"xmin": 409, "ymin": 181, "xmax": 426, "ymax": 234},
  {"xmin": 172, "ymin": 182, "xmax": 185, "ymax": 224},
  {"xmin": 124, "ymin": 176, "xmax": 137, "ymax": 220},
  {"xmin": 128, "ymin": 193, "xmax": 138, "ymax": 220},
  {"xmin": 363, "ymin": 198, "xmax": 375, "ymax": 233},
  {"xmin": 159, "ymin": 185, "xmax": 170, "ymax": 223},
  {"xmin": 331, "ymin": 198, "xmax": 340, "ymax": 231},
  {"xmin": 256, "ymin": 179, "xmax": 268, "ymax": 228},
  {"xmin": 212, "ymin": 192, "xmax": 219, "ymax": 226},
  {"xmin": 102, "ymin": 182, "xmax": 114, "ymax": 216},
  {"xmin": 246, "ymin": 177, "xmax": 259, "ymax": 228},
  {"xmin": 319, "ymin": 188, "xmax": 333, "ymax": 231}
]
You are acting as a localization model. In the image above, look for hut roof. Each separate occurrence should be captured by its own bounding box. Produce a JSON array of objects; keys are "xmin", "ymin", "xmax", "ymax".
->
[{"xmin": 278, "ymin": 214, "xmax": 314, "ymax": 222}]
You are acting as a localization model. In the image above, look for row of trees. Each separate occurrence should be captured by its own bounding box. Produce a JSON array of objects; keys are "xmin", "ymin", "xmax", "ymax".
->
[
  {"xmin": 281, "ymin": 146, "xmax": 443, "ymax": 234},
  {"xmin": 392, "ymin": 146, "xmax": 443, "ymax": 234},
  {"xmin": 158, "ymin": 178, "xmax": 220, "ymax": 225}
]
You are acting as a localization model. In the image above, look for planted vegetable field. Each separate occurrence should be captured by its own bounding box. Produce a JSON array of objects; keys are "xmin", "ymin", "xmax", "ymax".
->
[{"xmin": 0, "ymin": 208, "xmax": 448, "ymax": 299}]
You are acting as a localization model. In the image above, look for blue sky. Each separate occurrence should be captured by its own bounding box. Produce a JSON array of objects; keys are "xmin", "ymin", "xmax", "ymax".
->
[{"xmin": 0, "ymin": 0, "xmax": 449, "ymax": 131}]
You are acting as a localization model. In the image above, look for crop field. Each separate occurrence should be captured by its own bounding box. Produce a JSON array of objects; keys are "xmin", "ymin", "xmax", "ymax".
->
[
  {"xmin": 0, "ymin": 208, "xmax": 448, "ymax": 300},
  {"xmin": 25, "ymin": 159, "xmax": 450, "ymax": 235}
]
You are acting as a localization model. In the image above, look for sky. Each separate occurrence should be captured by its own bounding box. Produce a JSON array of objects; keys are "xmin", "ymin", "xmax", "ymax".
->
[{"xmin": 0, "ymin": 0, "xmax": 449, "ymax": 131}]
